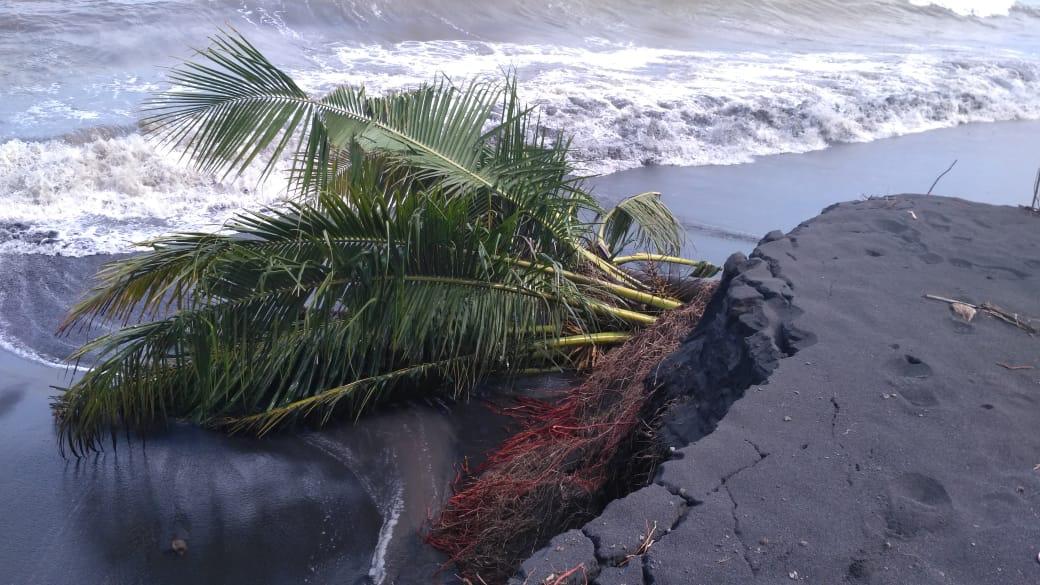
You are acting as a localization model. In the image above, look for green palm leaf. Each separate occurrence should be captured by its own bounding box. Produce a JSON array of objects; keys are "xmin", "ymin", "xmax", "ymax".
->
[
  {"xmin": 597, "ymin": 191, "xmax": 683, "ymax": 258},
  {"xmin": 54, "ymin": 31, "xmax": 717, "ymax": 453}
]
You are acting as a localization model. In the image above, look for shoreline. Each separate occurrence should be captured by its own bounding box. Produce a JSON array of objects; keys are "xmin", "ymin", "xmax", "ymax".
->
[
  {"xmin": 591, "ymin": 119, "xmax": 1040, "ymax": 264},
  {"xmin": 2, "ymin": 118, "xmax": 1039, "ymax": 261}
]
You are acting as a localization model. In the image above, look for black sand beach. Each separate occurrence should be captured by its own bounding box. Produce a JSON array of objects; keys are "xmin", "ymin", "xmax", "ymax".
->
[
  {"xmin": 516, "ymin": 195, "xmax": 1040, "ymax": 584},
  {"xmin": 4, "ymin": 0, "xmax": 1040, "ymax": 582}
]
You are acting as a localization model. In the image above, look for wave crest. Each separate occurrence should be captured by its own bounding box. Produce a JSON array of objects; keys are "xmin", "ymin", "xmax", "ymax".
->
[
  {"xmin": 0, "ymin": 134, "xmax": 286, "ymax": 255},
  {"xmin": 298, "ymin": 42, "xmax": 1040, "ymax": 174}
]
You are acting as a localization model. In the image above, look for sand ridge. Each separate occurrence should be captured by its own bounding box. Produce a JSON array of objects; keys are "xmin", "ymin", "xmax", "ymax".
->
[{"xmin": 515, "ymin": 195, "xmax": 1040, "ymax": 584}]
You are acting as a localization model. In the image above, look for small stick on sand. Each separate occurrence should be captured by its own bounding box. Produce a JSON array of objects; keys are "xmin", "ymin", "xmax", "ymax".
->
[
  {"xmin": 997, "ymin": 362, "xmax": 1034, "ymax": 371},
  {"xmin": 924, "ymin": 294, "xmax": 1040, "ymax": 335},
  {"xmin": 546, "ymin": 564, "xmax": 587, "ymax": 585},
  {"xmin": 620, "ymin": 520, "xmax": 659, "ymax": 567},
  {"xmin": 927, "ymin": 160, "xmax": 957, "ymax": 195}
]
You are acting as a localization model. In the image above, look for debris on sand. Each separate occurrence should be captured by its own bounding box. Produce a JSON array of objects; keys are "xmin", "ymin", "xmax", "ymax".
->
[
  {"xmin": 427, "ymin": 284, "xmax": 716, "ymax": 583},
  {"xmin": 950, "ymin": 302, "xmax": 976, "ymax": 322},
  {"xmin": 925, "ymin": 294, "xmax": 1039, "ymax": 334}
]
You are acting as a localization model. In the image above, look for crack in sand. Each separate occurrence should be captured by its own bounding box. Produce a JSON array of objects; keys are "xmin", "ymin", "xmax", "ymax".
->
[
  {"xmin": 634, "ymin": 450, "xmax": 771, "ymax": 581},
  {"xmin": 828, "ymin": 395, "xmax": 859, "ymax": 487},
  {"xmin": 829, "ymin": 395, "xmax": 843, "ymax": 445},
  {"xmin": 722, "ymin": 482, "xmax": 757, "ymax": 576},
  {"xmin": 745, "ymin": 438, "xmax": 768, "ymax": 458},
  {"xmin": 657, "ymin": 481, "xmax": 700, "ymax": 507},
  {"xmin": 716, "ymin": 452, "xmax": 770, "ymax": 577},
  {"xmin": 525, "ymin": 243, "xmax": 805, "ymax": 582}
]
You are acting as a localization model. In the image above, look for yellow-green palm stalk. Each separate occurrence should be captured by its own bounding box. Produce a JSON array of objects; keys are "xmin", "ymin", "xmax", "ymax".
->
[{"xmin": 52, "ymin": 30, "xmax": 719, "ymax": 455}]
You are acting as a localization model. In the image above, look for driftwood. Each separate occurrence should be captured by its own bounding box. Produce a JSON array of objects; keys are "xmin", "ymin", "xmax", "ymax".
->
[
  {"xmin": 997, "ymin": 362, "xmax": 1034, "ymax": 371},
  {"xmin": 924, "ymin": 294, "xmax": 1040, "ymax": 335},
  {"xmin": 927, "ymin": 160, "xmax": 957, "ymax": 195},
  {"xmin": 1032, "ymin": 167, "xmax": 1039, "ymax": 211}
]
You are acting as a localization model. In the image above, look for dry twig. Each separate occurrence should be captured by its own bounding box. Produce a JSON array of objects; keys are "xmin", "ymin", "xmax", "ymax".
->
[
  {"xmin": 927, "ymin": 160, "xmax": 957, "ymax": 195},
  {"xmin": 924, "ymin": 294, "xmax": 1040, "ymax": 335},
  {"xmin": 546, "ymin": 564, "xmax": 587, "ymax": 585},
  {"xmin": 620, "ymin": 520, "xmax": 658, "ymax": 567},
  {"xmin": 997, "ymin": 363, "xmax": 1035, "ymax": 371}
]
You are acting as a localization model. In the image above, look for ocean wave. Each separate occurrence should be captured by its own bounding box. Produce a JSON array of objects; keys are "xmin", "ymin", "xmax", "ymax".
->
[
  {"xmin": 298, "ymin": 42, "xmax": 1040, "ymax": 174},
  {"xmin": 1, "ymin": 42, "xmax": 1039, "ymax": 256},
  {"xmin": 0, "ymin": 134, "xmax": 287, "ymax": 256},
  {"xmin": 909, "ymin": 0, "xmax": 1020, "ymax": 16}
]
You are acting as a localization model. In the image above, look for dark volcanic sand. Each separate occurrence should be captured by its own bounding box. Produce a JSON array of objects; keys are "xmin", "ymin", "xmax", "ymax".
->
[{"xmin": 516, "ymin": 195, "xmax": 1040, "ymax": 584}]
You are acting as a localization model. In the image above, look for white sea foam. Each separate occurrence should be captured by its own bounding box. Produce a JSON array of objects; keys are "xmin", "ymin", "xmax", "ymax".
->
[
  {"xmin": 0, "ymin": 323, "xmax": 78, "ymax": 370},
  {"xmin": 368, "ymin": 481, "xmax": 405, "ymax": 585},
  {"xmin": 295, "ymin": 41, "xmax": 1040, "ymax": 175},
  {"xmin": 12, "ymin": 100, "xmax": 101, "ymax": 127},
  {"xmin": 909, "ymin": 0, "xmax": 1020, "ymax": 16},
  {"xmin": 303, "ymin": 435, "xmax": 406, "ymax": 585},
  {"xmin": 2, "ymin": 22, "xmax": 1040, "ymax": 257},
  {"xmin": 2, "ymin": 41, "xmax": 1039, "ymax": 256},
  {"xmin": 0, "ymin": 134, "xmax": 288, "ymax": 256}
]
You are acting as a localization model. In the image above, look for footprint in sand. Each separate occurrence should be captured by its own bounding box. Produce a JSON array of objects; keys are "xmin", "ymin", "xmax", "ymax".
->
[
  {"xmin": 918, "ymin": 252, "xmax": 944, "ymax": 265},
  {"xmin": 885, "ymin": 354, "xmax": 940, "ymax": 406},
  {"xmin": 887, "ymin": 354, "xmax": 933, "ymax": 379},
  {"xmin": 920, "ymin": 211, "xmax": 953, "ymax": 232},
  {"xmin": 919, "ymin": 209, "xmax": 951, "ymax": 227},
  {"xmin": 884, "ymin": 473, "xmax": 955, "ymax": 538},
  {"xmin": 897, "ymin": 383, "xmax": 940, "ymax": 407},
  {"xmin": 874, "ymin": 218, "xmax": 909, "ymax": 234},
  {"xmin": 948, "ymin": 258, "xmax": 1027, "ymax": 280}
]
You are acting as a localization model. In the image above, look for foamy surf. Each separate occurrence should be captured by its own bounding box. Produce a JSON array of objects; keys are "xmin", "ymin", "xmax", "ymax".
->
[
  {"xmin": 303, "ymin": 434, "xmax": 410, "ymax": 585},
  {"xmin": 911, "ymin": 0, "xmax": 1019, "ymax": 16},
  {"xmin": 0, "ymin": 133, "xmax": 288, "ymax": 256},
  {"xmin": 298, "ymin": 42, "xmax": 1040, "ymax": 176},
  {"xmin": 0, "ymin": 326, "xmax": 78, "ymax": 371},
  {"xmin": 2, "ymin": 0, "xmax": 1040, "ymax": 257},
  {"xmin": 3, "ymin": 46, "xmax": 1040, "ymax": 257}
]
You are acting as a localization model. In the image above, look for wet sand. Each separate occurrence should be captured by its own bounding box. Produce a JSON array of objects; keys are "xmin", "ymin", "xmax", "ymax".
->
[
  {"xmin": 0, "ymin": 252, "xmax": 539, "ymax": 585},
  {"xmin": 0, "ymin": 342, "xmax": 530, "ymax": 585},
  {"xmin": 591, "ymin": 119, "xmax": 1040, "ymax": 264}
]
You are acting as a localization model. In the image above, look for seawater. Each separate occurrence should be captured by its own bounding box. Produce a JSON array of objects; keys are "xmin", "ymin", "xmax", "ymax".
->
[{"xmin": 1, "ymin": 0, "xmax": 1039, "ymax": 257}]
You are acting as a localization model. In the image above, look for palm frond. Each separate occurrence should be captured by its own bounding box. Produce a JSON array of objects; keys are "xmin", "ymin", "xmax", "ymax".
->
[
  {"xmin": 53, "ymin": 31, "xmax": 713, "ymax": 453},
  {"xmin": 597, "ymin": 191, "xmax": 683, "ymax": 258}
]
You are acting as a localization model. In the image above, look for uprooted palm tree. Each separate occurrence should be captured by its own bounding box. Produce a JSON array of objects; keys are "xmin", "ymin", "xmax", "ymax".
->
[{"xmin": 52, "ymin": 31, "xmax": 718, "ymax": 455}]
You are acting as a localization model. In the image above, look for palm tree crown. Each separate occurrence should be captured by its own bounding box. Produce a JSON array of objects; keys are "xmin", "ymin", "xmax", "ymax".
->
[{"xmin": 53, "ymin": 30, "xmax": 718, "ymax": 455}]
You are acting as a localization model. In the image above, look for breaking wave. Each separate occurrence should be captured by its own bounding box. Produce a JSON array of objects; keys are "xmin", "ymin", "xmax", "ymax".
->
[
  {"xmin": 0, "ymin": 131, "xmax": 285, "ymax": 256},
  {"xmin": 1, "ymin": 0, "xmax": 1039, "ymax": 255}
]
